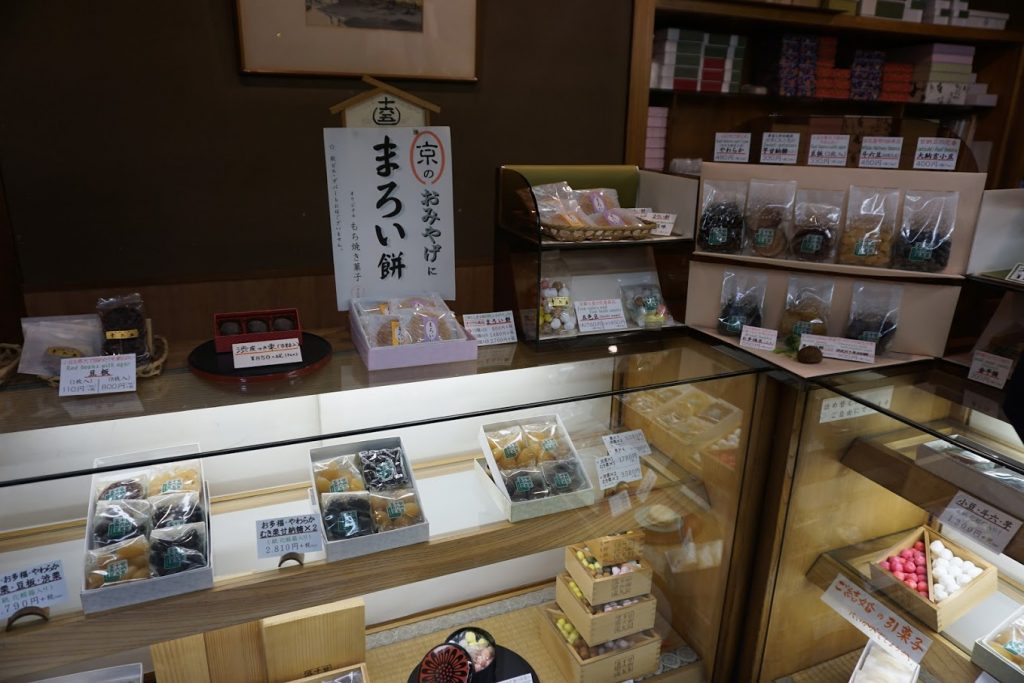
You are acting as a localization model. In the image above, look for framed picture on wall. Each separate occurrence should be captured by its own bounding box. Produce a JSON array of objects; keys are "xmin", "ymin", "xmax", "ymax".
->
[{"xmin": 237, "ymin": 0, "xmax": 477, "ymax": 80}]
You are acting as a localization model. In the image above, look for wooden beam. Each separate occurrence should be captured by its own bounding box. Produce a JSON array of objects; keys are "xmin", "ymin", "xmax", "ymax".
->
[{"xmin": 625, "ymin": 0, "xmax": 657, "ymax": 166}]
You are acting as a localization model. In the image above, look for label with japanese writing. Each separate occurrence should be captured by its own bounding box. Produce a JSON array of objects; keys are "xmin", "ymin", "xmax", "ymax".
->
[
  {"xmin": 913, "ymin": 137, "xmax": 960, "ymax": 170},
  {"xmin": 940, "ymin": 491, "xmax": 1022, "ymax": 554},
  {"xmin": 739, "ymin": 325, "xmax": 778, "ymax": 351},
  {"xmin": 859, "ymin": 136, "xmax": 903, "ymax": 169},
  {"xmin": 324, "ymin": 126, "xmax": 455, "ymax": 310},
  {"xmin": 232, "ymin": 338, "xmax": 302, "ymax": 369},
  {"xmin": 819, "ymin": 386, "xmax": 894, "ymax": 424},
  {"xmin": 634, "ymin": 208, "xmax": 677, "ymax": 236},
  {"xmin": 799, "ymin": 334, "xmax": 876, "ymax": 364},
  {"xmin": 603, "ymin": 430, "xmax": 652, "ymax": 461},
  {"xmin": 255, "ymin": 514, "xmax": 324, "ymax": 559},
  {"xmin": 808, "ymin": 134, "xmax": 850, "ymax": 167},
  {"xmin": 596, "ymin": 431, "xmax": 647, "ymax": 491},
  {"xmin": 497, "ymin": 676, "xmax": 535, "ymax": 683},
  {"xmin": 821, "ymin": 573, "xmax": 932, "ymax": 664},
  {"xmin": 0, "ymin": 560, "xmax": 68, "ymax": 619},
  {"xmin": 461, "ymin": 311, "xmax": 517, "ymax": 345},
  {"xmin": 58, "ymin": 355, "xmax": 136, "ymax": 397},
  {"xmin": 574, "ymin": 299, "xmax": 628, "ymax": 333},
  {"xmin": 1006, "ymin": 263, "xmax": 1024, "ymax": 283},
  {"xmin": 759, "ymin": 132, "xmax": 800, "ymax": 165},
  {"xmin": 713, "ymin": 132, "xmax": 751, "ymax": 163},
  {"xmin": 968, "ymin": 350, "xmax": 1014, "ymax": 389}
]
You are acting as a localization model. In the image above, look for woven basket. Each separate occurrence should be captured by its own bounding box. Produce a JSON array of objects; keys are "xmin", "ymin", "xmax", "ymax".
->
[
  {"xmin": 41, "ymin": 335, "xmax": 169, "ymax": 388},
  {"xmin": 540, "ymin": 219, "xmax": 657, "ymax": 242},
  {"xmin": 0, "ymin": 343, "xmax": 21, "ymax": 387}
]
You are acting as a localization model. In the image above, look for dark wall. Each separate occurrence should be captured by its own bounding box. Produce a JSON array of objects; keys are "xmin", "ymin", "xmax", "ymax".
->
[{"xmin": 0, "ymin": 0, "xmax": 632, "ymax": 290}]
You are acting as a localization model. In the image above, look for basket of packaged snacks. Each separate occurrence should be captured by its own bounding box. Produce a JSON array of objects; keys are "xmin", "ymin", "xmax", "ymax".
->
[{"xmin": 525, "ymin": 182, "xmax": 657, "ymax": 242}]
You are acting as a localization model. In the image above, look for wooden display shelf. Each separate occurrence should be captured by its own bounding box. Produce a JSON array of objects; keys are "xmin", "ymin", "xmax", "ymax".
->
[
  {"xmin": 651, "ymin": 88, "xmax": 993, "ymax": 114},
  {"xmin": 0, "ymin": 459, "xmax": 705, "ymax": 681},
  {"xmin": 691, "ymin": 251, "xmax": 967, "ymax": 284}
]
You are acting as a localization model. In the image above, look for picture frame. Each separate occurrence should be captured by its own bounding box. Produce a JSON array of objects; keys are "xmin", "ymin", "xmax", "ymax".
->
[{"xmin": 237, "ymin": 0, "xmax": 477, "ymax": 81}]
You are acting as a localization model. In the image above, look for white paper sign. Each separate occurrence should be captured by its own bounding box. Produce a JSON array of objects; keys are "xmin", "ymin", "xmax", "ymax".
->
[
  {"xmin": 498, "ymin": 676, "xmax": 535, "ymax": 683},
  {"xmin": 0, "ymin": 560, "xmax": 68, "ymax": 619},
  {"xmin": 603, "ymin": 430, "xmax": 652, "ymax": 459},
  {"xmin": 461, "ymin": 311, "xmax": 517, "ymax": 346},
  {"xmin": 739, "ymin": 325, "xmax": 778, "ymax": 351},
  {"xmin": 819, "ymin": 386, "xmax": 894, "ymax": 424},
  {"xmin": 324, "ymin": 127, "xmax": 455, "ymax": 310},
  {"xmin": 635, "ymin": 209, "xmax": 676, "ymax": 236},
  {"xmin": 760, "ymin": 132, "xmax": 800, "ymax": 164},
  {"xmin": 808, "ymin": 134, "xmax": 850, "ymax": 166},
  {"xmin": 859, "ymin": 136, "xmax": 903, "ymax": 169},
  {"xmin": 968, "ymin": 350, "xmax": 1014, "ymax": 389},
  {"xmin": 574, "ymin": 299, "xmax": 628, "ymax": 333},
  {"xmin": 913, "ymin": 137, "xmax": 960, "ymax": 170},
  {"xmin": 256, "ymin": 514, "xmax": 324, "ymax": 559},
  {"xmin": 58, "ymin": 355, "xmax": 136, "ymax": 397},
  {"xmin": 713, "ymin": 132, "xmax": 751, "ymax": 163},
  {"xmin": 1006, "ymin": 263, "xmax": 1024, "ymax": 283},
  {"xmin": 799, "ymin": 334, "xmax": 876, "ymax": 364},
  {"xmin": 940, "ymin": 491, "xmax": 1022, "ymax": 554},
  {"xmin": 232, "ymin": 338, "xmax": 302, "ymax": 369},
  {"xmin": 821, "ymin": 573, "xmax": 932, "ymax": 664}
]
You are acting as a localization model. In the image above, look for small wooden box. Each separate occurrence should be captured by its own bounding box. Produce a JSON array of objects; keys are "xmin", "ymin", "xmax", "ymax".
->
[
  {"xmin": 565, "ymin": 545, "xmax": 653, "ymax": 605},
  {"xmin": 554, "ymin": 573, "xmax": 657, "ymax": 644},
  {"xmin": 587, "ymin": 531, "xmax": 645, "ymax": 566},
  {"xmin": 859, "ymin": 526, "xmax": 997, "ymax": 632},
  {"xmin": 284, "ymin": 662, "xmax": 369, "ymax": 683},
  {"xmin": 537, "ymin": 605, "xmax": 660, "ymax": 683}
]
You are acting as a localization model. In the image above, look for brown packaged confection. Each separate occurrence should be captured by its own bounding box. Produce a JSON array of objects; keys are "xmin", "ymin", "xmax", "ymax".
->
[
  {"xmin": 838, "ymin": 216, "xmax": 894, "ymax": 266},
  {"xmin": 314, "ymin": 455, "xmax": 366, "ymax": 495},
  {"xmin": 747, "ymin": 206, "xmax": 788, "ymax": 257},
  {"xmin": 408, "ymin": 308, "xmax": 461, "ymax": 343},
  {"xmin": 369, "ymin": 489, "xmax": 424, "ymax": 531},
  {"xmin": 85, "ymin": 536, "xmax": 152, "ymax": 589},
  {"xmin": 486, "ymin": 425, "xmax": 536, "ymax": 471},
  {"xmin": 779, "ymin": 276, "xmax": 835, "ymax": 351},
  {"xmin": 373, "ymin": 315, "xmax": 412, "ymax": 346},
  {"xmin": 148, "ymin": 465, "xmax": 202, "ymax": 497},
  {"xmin": 522, "ymin": 419, "xmax": 573, "ymax": 462},
  {"xmin": 575, "ymin": 188, "xmax": 620, "ymax": 215},
  {"xmin": 745, "ymin": 178, "xmax": 796, "ymax": 258}
]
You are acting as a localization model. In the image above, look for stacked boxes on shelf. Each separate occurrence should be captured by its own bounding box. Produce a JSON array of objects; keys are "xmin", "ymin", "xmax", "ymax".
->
[
  {"xmin": 890, "ymin": 43, "xmax": 993, "ymax": 105},
  {"xmin": 827, "ymin": 0, "xmax": 859, "ymax": 12},
  {"xmin": 851, "ymin": 49, "xmax": 885, "ymax": 100},
  {"xmin": 923, "ymin": 1, "xmax": 1009, "ymax": 27},
  {"xmin": 815, "ymin": 37, "xmax": 852, "ymax": 99},
  {"xmin": 651, "ymin": 28, "xmax": 746, "ymax": 94},
  {"xmin": 880, "ymin": 61, "xmax": 914, "ymax": 102},
  {"xmin": 858, "ymin": 0, "xmax": 926, "ymax": 21},
  {"xmin": 778, "ymin": 34, "xmax": 818, "ymax": 97},
  {"xmin": 645, "ymin": 107, "xmax": 668, "ymax": 171},
  {"xmin": 540, "ymin": 534, "xmax": 660, "ymax": 682}
]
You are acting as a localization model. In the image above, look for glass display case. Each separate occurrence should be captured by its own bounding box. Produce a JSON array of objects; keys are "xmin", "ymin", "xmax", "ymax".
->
[
  {"xmin": 0, "ymin": 333, "xmax": 773, "ymax": 683},
  {"xmin": 755, "ymin": 359, "xmax": 1024, "ymax": 682}
]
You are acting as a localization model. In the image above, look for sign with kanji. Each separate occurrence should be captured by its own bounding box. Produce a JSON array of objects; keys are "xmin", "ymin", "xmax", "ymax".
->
[
  {"xmin": 255, "ymin": 514, "xmax": 324, "ymax": 559},
  {"xmin": 58, "ymin": 355, "xmax": 136, "ymax": 397},
  {"xmin": 324, "ymin": 127, "xmax": 455, "ymax": 310},
  {"xmin": 0, "ymin": 560, "xmax": 68, "ymax": 619},
  {"xmin": 939, "ymin": 491, "xmax": 1021, "ymax": 554}
]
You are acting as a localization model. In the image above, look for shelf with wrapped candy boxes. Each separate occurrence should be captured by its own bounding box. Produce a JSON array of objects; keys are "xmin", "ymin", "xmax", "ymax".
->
[{"xmin": 564, "ymin": 543, "xmax": 653, "ymax": 606}]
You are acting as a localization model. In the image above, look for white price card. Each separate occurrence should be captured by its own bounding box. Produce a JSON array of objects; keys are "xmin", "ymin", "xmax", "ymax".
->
[
  {"xmin": 713, "ymin": 132, "xmax": 751, "ymax": 163},
  {"xmin": 574, "ymin": 299, "xmax": 629, "ymax": 333},
  {"xmin": 635, "ymin": 209, "xmax": 677, "ymax": 236},
  {"xmin": 913, "ymin": 137, "xmax": 960, "ymax": 170},
  {"xmin": 59, "ymin": 355, "xmax": 136, "ymax": 397},
  {"xmin": 808, "ymin": 134, "xmax": 850, "ymax": 167},
  {"xmin": 255, "ymin": 514, "xmax": 323, "ymax": 559},
  {"xmin": 602, "ymin": 429, "xmax": 652, "ymax": 459},
  {"xmin": 462, "ymin": 311, "xmax": 517, "ymax": 346},
  {"xmin": 940, "ymin": 491, "xmax": 1022, "ymax": 554},
  {"xmin": 859, "ymin": 136, "xmax": 903, "ymax": 169},
  {"xmin": 819, "ymin": 386, "xmax": 894, "ymax": 424},
  {"xmin": 800, "ymin": 334, "xmax": 876, "ymax": 364},
  {"xmin": 739, "ymin": 325, "xmax": 778, "ymax": 351},
  {"xmin": 760, "ymin": 132, "xmax": 800, "ymax": 165},
  {"xmin": 968, "ymin": 350, "xmax": 1014, "ymax": 389},
  {"xmin": 0, "ymin": 560, "xmax": 68, "ymax": 619},
  {"xmin": 233, "ymin": 338, "xmax": 302, "ymax": 369},
  {"xmin": 821, "ymin": 573, "xmax": 932, "ymax": 664},
  {"xmin": 498, "ymin": 676, "xmax": 535, "ymax": 683},
  {"xmin": 1006, "ymin": 263, "xmax": 1024, "ymax": 283}
]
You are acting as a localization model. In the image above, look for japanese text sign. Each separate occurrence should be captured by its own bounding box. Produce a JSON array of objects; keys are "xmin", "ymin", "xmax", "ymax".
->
[
  {"xmin": 713, "ymin": 132, "xmax": 751, "ymax": 163},
  {"xmin": 232, "ymin": 338, "xmax": 302, "ymax": 369},
  {"xmin": 462, "ymin": 311, "xmax": 517, "ymax": 346},
  {"xmin": 0, "ymin": 560, "xmax": 68, "ymax": 619},
  {"xmin": 913, "ymin": 137, "xmax": 960, "ymax": 170},
  {"xmin": 940, "ymin": 491, "xmax": 1021, "ymax": 554},
  {"xmin": 808, "ymin": 134, "xmax": 850, "ymax": 167},
  {"xmin": 859, "ymin": 136, "xmax": 903, "ymax": 169},
  {"xmin": 255, "ymin": 514, "xmax": 324, "ymax": 559},
  {"xmin": 759, "ymin": 132, "xmax": 800, "ymax": 165},
  {"xmin": 59, "ymin": 355, "xmax": 136, "ymax": 397},
  {"xmin": 324, "ymin": 127, "xmax": 455, "ymax": 310}
]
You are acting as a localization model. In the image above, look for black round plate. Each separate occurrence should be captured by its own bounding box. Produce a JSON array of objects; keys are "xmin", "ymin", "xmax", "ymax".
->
[{"xmin": 409, "ymin": 645, "xmax": 537, "ymax": 683}]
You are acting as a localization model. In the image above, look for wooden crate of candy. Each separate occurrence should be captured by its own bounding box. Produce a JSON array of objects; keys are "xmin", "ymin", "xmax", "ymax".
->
[
  {"xmin": 537, "ymin": 605, "xmax": 660, "ymax": 683},
  {"xmin": 81, "ymin": 459, "xmax": 213, "ymax": 613},
  {"xmin": 554, "ymin": 573, "xmax": 657, "ymax": 645},
  {"xmin": 587, "ymin": 530, "xmax": 645, "ymax": 566},
  {"xmin": 564, "ymin": 544, "xmax": 653, "ymax": 605},
  {"xmin": 309, "ymin": 438, "xmax": 429, "ymax": 563},
  {"xmin": 862, "ymin": 526, "xmax": 996, "ymax": 632}
]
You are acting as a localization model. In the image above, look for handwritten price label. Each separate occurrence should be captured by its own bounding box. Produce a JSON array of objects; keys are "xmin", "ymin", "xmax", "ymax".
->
[
  {"xmin": 940, "ymin": 491, "xmax": 1021, "ymax": 554},
  {"xmin": 233, "ymin": 338, "xmax": 302, "ymax": 369},
  {"xmin": 59, "ymin": 355, "xmax": 136, "ymax": 397},
  {"xmin": 760, "ymin": 132, "xmax": 800, "ymax": 165},
  {"xmin": 713, "ymin": 132, "xmax": 751, "ymax": 163},
  {"xmin": 256, "ymin": 514, "xmax": 323, "ymax": 559},
  {"xmin": 808, "ymin": 134, "xmax": 850, "ymax": 167},
  {"xmin": 739, "ymin": 325, "xmax": 778, "ymax": 351},
  {"xmin": 0, "ymin": 560, "xmax": 68, "ymax": 619},
  {"xmin": 859, "ymin": 136, "xmax": 903, "ymax": 169}
]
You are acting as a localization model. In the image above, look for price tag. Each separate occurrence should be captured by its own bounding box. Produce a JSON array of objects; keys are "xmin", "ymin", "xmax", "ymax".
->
[
  {"xmin": 634, "ymin": 209, "xmax": 677, "ymax": 236},
  {"xmin": 602, "ymin": 430, "xmax": 652, "ymax": 459},
  {"xmin": 859, "ymin": 136, "xmax": 903, "ymax": 169},
  {"xmin": 713, "ymin": 132, "xmax": 751, "ymax": 163},
  {"xmin": 59, "ymin": 355, "xmax": 136, "ymax": 397},
  {"xmin": 1006, "ymin": 263, "xmax": 1024, "ymax": 283},
  {"xmin": 940, "ymin": 491, "xmax": 1022, "ymax": 554},
  {"xmin": 0, "ymin": 560, "xmax": 68, "ymax": 619},
  {"xmin": 799, "ymin": 334, "xmax": 876, "ymax": 364},
  {"xmin": 968, "ymin": 350, "xmax": 1014, "ymax": 389},
  {"xmin": 255, "ymin": 514, "xmax": 323, "ymax": 559},
  {"xmin": 808, "ymin": 134, "xmax": 850, "ymax": 167},
  {"xmin": 609, "ymin": 490, "xmax": 632, "ymax": 517},
  {"xmin": 233, "ymin": 338, "xmax": 302, "ymax": 369},
  {"xmin": 739, "ymin": 325, "xmax": 778, "ymax": 351},
  {"xmin": 819, "ymin": 386, "xmax": 894, "ymax": 424},
  {"xmin": 462, "ymin": 311, "xmax": 517, "ymax": 346},
  {"xmin": 913, "ymin": 137, "xmax": 960, "ymax": 170},
  {"xmin": 821, "ymin": 573, "xmax": 932, "ymax": 664},
  {"xmin": 759, "ymin": 132, "xmax": 800, "ymax": 165},
  {"xmin": 498, "ymin": 676, "xmax": 535, "ymax": 683},
  {"xmin": 574, "ymin": 299, "xmax": 629, "ymax": 333}
]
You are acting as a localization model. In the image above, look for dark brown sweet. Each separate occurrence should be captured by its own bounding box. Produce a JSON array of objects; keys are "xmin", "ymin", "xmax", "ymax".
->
[
  {"xmin": 797, "ymin": 346, "xmax": 823, "ymax": 364},
  {"xmin": 272, "ymin": 317, "xmax": 295, "ymax": 331},
  {"xmin": 246, "ymin": 319, "xmax": 269, "ymax": 333},
  {"xmin": 152, "ymin": 492, "xmax": 204, "ymax": 529},
  {"xmin": 91, "ymin": 500, "xmax": 149, "ymax": 547},
  {"xmin": 501, "ymin": 469, "xmax": 548, "ymax": 502},
  {"xmin": 219, "ymin": 320, "xmax": 242, "ymax": 336},
  {"xmin": 98, "ymin": 479, "xmax": 146, "ymax": 501},
  {"xmin": 541, "ymin": 459, "xmax": 586, "ymax": 494},
  {"xmin": 150, "ymin": 526, "xmax": 207, "ymax": 576},
  {"xmin": 322, "ymin": 494, "xmax": 374, "ymax": 540},
  {"xmin": 358, "ymin": 448, "xmax": 408, "ymax": 490},
  {"xmin": 99, "ymin": 305, "xmax": 148, "ymax": 359}
]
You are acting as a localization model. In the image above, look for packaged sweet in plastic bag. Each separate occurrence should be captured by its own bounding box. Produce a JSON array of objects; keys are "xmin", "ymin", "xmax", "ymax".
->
[
  {"xmin": 621, "ymin": 284, "xmax": 667, "ymax": 329},
  {"xmin": 85, "ymin": 536, "xmax": 151, "ymax": 589},
  {"xmin": 95, "ymin": 471, "xmax": 149, "ymax": 502},
  {"xmin": 844, "ymin": 282, "xmax": 902, "ymax": 354},
  {"xmin": 148, "ymin": 464, "xmax": 202, "ymax": 497},
  {"xmin": 522, "ymin": 418, "xmax": 573, "ymax": 461},
  {"xmin": 838, "ymin": 186, "xmax": 900, "ymax": 267},
  {"xmin": 541, "ymin": 459, "xmax": 587, "ymax": 494},
  {"xmin": 789, "ymin": 189, "xmax": 844, "ymax": 262},
  {"xmin": 314, "ymin": 454, "xmax": 366, "ymax": 495},
  {"xmin": 780, "ymin": 275, "xmax": 835, "ymax": 351},
  {"xmin": 369, "ymin": 489, "xmax": 424, "ymax": 531},
  {"xmin": 321, "ymin": 492, "xmax": 375, "ymax": 540},
  {"xmin": 744, "ymin": 179, "xmax": 797, "ymax": 258},
  {"xmin": 18, "ymin": 314, "xmax": 103, "ymax": 377},
  {"xmin": 574, "ymin": 187, "xmax": 621, "ymax": 214},
  {"xmin": 717, "ymin": 269, "xmax": 767, "ymax": 337},
  {"xmin": 989, "ymin": 613, "xmax": 1024, "ymax": 668},
  {"xmin": 151, "ymin": 491, "xmax": 205, "ymax": 529},
  {"xmin": 91, "ymin": 499, "xmax": 151, "ymax": 547},
  {"xmin": 358, "ymin": 447, "xmax": 409, "ymax": 490},
  {"xmin": 530, "ymin": 181, "xmax": 590, "ymax": 227},
  {"xmin": 97, "ymin": 293, "xmax": 150, "ymax": 363},
  {"xmin": 501, "ymin": 468, "xmax": 549, "ymax": 502},
  {"xmin": 486, "ymin": 425, "xmax": 532, "ymax": 470},
  {"xmin": 150, "ymin": 523, "xmax": 208, "ymax": 576},
  {"xmin": 539, "ymin": 253, "xmax": 577, "ymax": 338},
  {"xmin": 892, "ymin": 190, "xmax": 959, "ymax": 272},
  {"xmin": 697, "ymin": 180, "xmax": 746, "ymax": 253}
]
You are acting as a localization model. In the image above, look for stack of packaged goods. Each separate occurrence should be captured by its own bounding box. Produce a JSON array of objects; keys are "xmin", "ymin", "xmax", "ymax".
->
[
  {"xmin": 644, "ymin": 107, "xmax": 668, "ymax": 171},
  {"xmin": 651, "ymin": 28, "xmax": 746, "ymax": 94},
  {"xmin": 778, "ymin": 34, "xmax": 817, "ymax": 97},
  {"xmin": 814, "ymin": 37, "xmax": 851, "ymax": 99},
  {"xmin": 880, "ymin": 61, "xmax": 914, "ymax": 102},
  {"xmin": 922, "ymin": 0, "xmax": 1009, "ymax": 27},
  {"xmin": 851, "ymin": 50, "xmax": 885, "ymax": 100},
  {"xmin": 858, "ymin": 0, "xmax": 926, "ymax": 22},
  {"xmin": 891, "ymin": 43, "xmax": 977, "ymax": 105}
]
